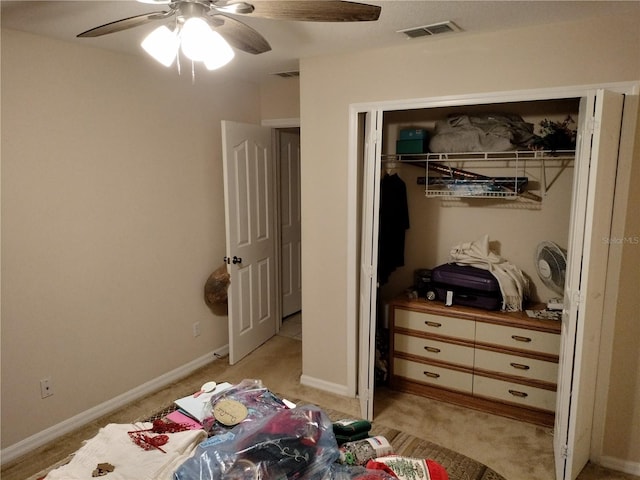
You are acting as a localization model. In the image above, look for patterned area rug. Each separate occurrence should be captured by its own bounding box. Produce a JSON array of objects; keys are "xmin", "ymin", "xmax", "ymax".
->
[
  {"xmin": 29, "ymin": 402, "xmax": 506, "ymax": 480},
  {"xmin": 364, "ymin": 422, "xmax": 506, "ymax": 480}
]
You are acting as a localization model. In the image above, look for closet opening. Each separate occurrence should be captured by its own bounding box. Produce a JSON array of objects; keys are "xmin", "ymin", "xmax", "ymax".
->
[
  {"xmin": 351, "ymin": 86, "xmax": 630, "ymax": 480},
  {"xmin": 377, "ymin": 98, "xmax": 580, "ymax": 324}
]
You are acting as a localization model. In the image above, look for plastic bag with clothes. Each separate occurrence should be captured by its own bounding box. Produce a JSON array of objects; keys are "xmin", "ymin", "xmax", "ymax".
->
[
  {"xmin": 174, "ymin": 405, "xmax": 340, "ymax": 480},
  {"xmin": 202, "ymin": 379, "xmax": 290, "ymax": 435}
]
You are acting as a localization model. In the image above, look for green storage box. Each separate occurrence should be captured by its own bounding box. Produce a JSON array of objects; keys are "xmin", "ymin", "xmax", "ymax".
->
[
  {"xmin": 399, "ymin": 128, "xmax": 428, "ymax": 140},
  {"xmin": 396, "ymin": 138, "xmax": 429, "ymax": 154}
]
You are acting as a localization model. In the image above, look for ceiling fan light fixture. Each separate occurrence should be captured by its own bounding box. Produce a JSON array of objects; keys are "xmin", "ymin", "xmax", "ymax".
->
[
  {"xmin": 180, "ymin": 16, "xmax": 214, "ymax": 62},
  {"xmin": 203, "ymin": 31, "xmax": 235, "ymax": 70},
  {"xmin": 141, "ymin": 16, "xmax": 234, "ymax": 70},
  {"xmin": 141, "ymin": 25, "xmax": 179, "ymax": 67},
  {"xmin": 180, "ymin": 17, "xmax": 234, "ymax": 69}
]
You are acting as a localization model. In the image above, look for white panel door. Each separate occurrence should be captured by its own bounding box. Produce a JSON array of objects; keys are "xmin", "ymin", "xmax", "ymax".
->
[
  {"xmin": 358, "ymin": 110, "xmax": 382, "ymax": 420},
  {"xmin": 222, "ymin": 121, "xmax": 277, "ymax": 365},
  {"xmin": 554, "ymin": 90, "xmax": 624, "ymax": 480},
  {"xmin": 280, "ymin": 130, "xmax": 302, "ymax": 317}
]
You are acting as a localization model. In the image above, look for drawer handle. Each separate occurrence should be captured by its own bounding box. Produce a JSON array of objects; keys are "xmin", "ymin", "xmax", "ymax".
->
[
  {"xmin": 425, "ymin": 321, "xmax": 442, "ymax": 328},
  {"xmin": 510, "ymin": 362, "xmax": 531, "ymax": 371},
  {"xmin": 508, "ymin": 389, "xmax": 528, "ymax": 398},
  {"xmin": 511, "ymin": 335, "xmax": 532, "ymax": 343},
  {"xmin": 423, "ymin": 371, "xmax": 440, "ymax": 379},
  {"xmin": 424, "ymin": 346, "xmax": 441, "ymax": 353}
]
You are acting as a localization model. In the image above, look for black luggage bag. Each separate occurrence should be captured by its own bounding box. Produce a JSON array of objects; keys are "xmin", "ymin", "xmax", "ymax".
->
[{"xmin": 431, "ymin": 263, "xmax": 502, "ymax": 310}]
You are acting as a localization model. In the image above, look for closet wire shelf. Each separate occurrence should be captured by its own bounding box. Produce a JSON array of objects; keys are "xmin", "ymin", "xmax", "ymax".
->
[{"xmin": 382, "ymin": 150, "xmax": 575, "ymax": 200}]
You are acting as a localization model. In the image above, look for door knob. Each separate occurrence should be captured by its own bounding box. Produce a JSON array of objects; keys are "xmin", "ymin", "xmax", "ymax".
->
[{"xmin": 232, "ymin": 256, "xmax": 242, "ymax": 265}]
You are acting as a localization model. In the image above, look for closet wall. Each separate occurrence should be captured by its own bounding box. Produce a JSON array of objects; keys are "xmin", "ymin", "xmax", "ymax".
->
[{"xmin": 379, "ymin": 99, "xmax": 580, "ymax": 306}]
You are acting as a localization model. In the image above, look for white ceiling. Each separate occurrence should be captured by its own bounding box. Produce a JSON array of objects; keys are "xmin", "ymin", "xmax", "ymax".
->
[{"xmin": 2, "ymin": 1, "xmax": 639, "ymax": 82}]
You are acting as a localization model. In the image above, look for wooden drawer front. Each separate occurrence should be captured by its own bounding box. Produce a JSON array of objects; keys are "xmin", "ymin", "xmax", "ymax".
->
[
  {"xmin": 475, "ymin": 323, "xmax": 560, "ymax": 356},
  {"xmin": 394, "ymin": 309, "xmax": 475, "ymax": 341},
  {"xmin": 474, "ymin": 349, "xmax": 558, "ymax": 384},
  {"xmin": 394, "ymin": 358, "xmax": 473, "ymax": 393},
  {"xmin": 473, "ymin": 375, "xmax": 556, "ymax": 412},
  {"xmin": 394, "ymin": 333, "xmax": 474, "ymax": 367}
]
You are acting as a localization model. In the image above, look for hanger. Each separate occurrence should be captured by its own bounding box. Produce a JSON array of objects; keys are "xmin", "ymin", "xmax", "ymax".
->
[{"xmin": 383, "ymin": 160, "xmax": 400, "ymax": 175}]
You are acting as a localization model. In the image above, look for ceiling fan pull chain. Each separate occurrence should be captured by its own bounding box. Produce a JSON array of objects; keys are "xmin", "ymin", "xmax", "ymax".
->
[
  {"xmin": 192, "ymin": 60, "xmax": 196, "ymax": 84},
  {"xmin": 175, "ymin": 17, "xmax": 181, "ymax": 77}
]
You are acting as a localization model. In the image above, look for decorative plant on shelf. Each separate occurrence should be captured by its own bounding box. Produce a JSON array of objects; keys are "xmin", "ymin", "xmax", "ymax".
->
[{"xmin": 531, "ymin": 116, "xmax": 577, "ymax": 152}]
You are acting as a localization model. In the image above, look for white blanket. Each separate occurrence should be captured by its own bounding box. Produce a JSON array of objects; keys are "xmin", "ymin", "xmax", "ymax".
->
[
  {"xmin": 449, "ymin": 234, "xmax": 529, "ymax": 311},
  {"xmin": 45, "ymin": 423, "xmax": 206, "ymax": 480}
]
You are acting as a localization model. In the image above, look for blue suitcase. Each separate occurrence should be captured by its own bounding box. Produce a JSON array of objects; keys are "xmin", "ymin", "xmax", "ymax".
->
[{"xmin": 431, "ymin": 263, "xmax": 502, "ymax": 310}]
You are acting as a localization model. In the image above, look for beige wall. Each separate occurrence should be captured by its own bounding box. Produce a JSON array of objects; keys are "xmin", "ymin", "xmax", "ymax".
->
[
  {"xmin": 299, "ymin": 14, "xmax": 639, "ymax": 465},
  {"xmin": 0, "ymin": 29, "xmax": 263, "ymax": 448},
  {"xmin": 602, "ymin": 104, "xmax": 640, "ymax": 464},
  {"xmin": 260, "ymin": 76, "xmax": 300, "ymax": 121}
]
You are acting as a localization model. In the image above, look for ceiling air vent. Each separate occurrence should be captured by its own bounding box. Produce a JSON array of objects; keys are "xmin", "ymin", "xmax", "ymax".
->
[
  {"xmin": 398, "ymin": 21, "xmax": 462, "ymax": 39},
  {"xmin": 273, "ymin": 70, "xmax": 300, "ymax": 78}
]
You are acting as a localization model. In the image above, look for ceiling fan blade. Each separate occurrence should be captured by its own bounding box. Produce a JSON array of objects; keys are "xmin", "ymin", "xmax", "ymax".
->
[
  {"xmin": 238, "ymin": 0, "xmax": 381, "ymax": 22},
  {"xmin": 77, "ymin": 11, "xmax": 173, "ymax": 38},
  {"xmin": 213, "ymin": 15, "xmax": 272, "ymax": 54},
  {"xmin": 214, "ymin": 2, "xmax": 256, "ymax": 15}
]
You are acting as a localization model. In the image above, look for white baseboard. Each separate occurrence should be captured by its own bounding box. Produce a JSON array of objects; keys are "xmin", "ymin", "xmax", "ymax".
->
[
  {"xmin": 1, "ymin": 345, "xmax": 228, "ymax": 466},
  {"xmin": 299, "ymin": 374, "xmax": 352, "ymax": 397},
  {"xmin": 599, "ymin": 455, "xmax": 640, "ymax": 476}
]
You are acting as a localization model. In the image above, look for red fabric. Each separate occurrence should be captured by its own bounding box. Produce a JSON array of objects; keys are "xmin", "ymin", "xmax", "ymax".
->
[
  {"xmin": 365, "ymin": 460, "xmax": 399, "ymax": 478},
  {"xmin": 426, "ymin": 459, "xmax": 449, "ymax": 480},
  {"xmin": 366, "ymin": 458, "xmax": 449, "ymax": 480}
]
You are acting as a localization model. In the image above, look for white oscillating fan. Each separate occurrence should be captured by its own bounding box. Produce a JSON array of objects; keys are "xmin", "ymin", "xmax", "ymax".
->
[{"xmin": 534, "ymin": 241, "xmax": 567, "ymax": 310}]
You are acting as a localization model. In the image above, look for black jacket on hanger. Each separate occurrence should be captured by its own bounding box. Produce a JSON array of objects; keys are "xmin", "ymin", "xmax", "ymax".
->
[{"xmin": 378, "ymin": 173, "xmax": 410, "ymax": 285}]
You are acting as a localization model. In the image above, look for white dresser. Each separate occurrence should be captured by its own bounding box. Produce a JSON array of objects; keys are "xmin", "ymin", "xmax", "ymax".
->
[{"xmin": 389, "ymin": 298, "xmax": 561, "ymax": 426}]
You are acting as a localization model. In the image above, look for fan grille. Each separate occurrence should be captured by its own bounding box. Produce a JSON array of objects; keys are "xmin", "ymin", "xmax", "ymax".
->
[{"xmin": 535, "ymin": 241, "xmax": 567, "ymax": 295}]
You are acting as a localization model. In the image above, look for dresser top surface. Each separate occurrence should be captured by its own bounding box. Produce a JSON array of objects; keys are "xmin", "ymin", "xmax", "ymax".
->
[{"xmin": 390, "ymin": 297, "xmax": 561, "ymax": 334}]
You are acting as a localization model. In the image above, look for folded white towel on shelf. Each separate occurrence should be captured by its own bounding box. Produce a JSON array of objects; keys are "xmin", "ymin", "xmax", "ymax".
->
[{"xmin": 449, "ymin": 234, "xmax": 529, "ymax": 311}]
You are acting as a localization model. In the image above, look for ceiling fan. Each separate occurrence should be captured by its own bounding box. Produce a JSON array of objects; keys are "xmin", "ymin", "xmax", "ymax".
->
[{"xmin": 77, "ymin": 0, "xmax": 381, "ymax": 69}]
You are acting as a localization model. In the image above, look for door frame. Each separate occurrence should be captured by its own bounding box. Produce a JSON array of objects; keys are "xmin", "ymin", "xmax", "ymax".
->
[
  {"xmin": 346, "ymin": 81, "xmax": 638, "ymax": 462},
  {"xmin": 277, "ymin": 129, "xmax": 302, "ymax": 318},
  {"xmin": 262, "ymin": 118, "xmax": 301, "ymax": 332}
]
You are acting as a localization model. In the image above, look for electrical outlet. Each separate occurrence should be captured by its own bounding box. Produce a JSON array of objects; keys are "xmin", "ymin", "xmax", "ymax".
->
[
  {"xmin": 40, "ymin": 377, "xmax": 53, "ymax": 398},
  {"xmin": 192, "ymin": 322, "xmax": 201, "ymax": 337}
]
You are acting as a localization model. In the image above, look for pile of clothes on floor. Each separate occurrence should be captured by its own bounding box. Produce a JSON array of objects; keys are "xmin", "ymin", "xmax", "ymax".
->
[{"xmin": 44, "ymin": 379, "xmax": 448, "ymax": 480}]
